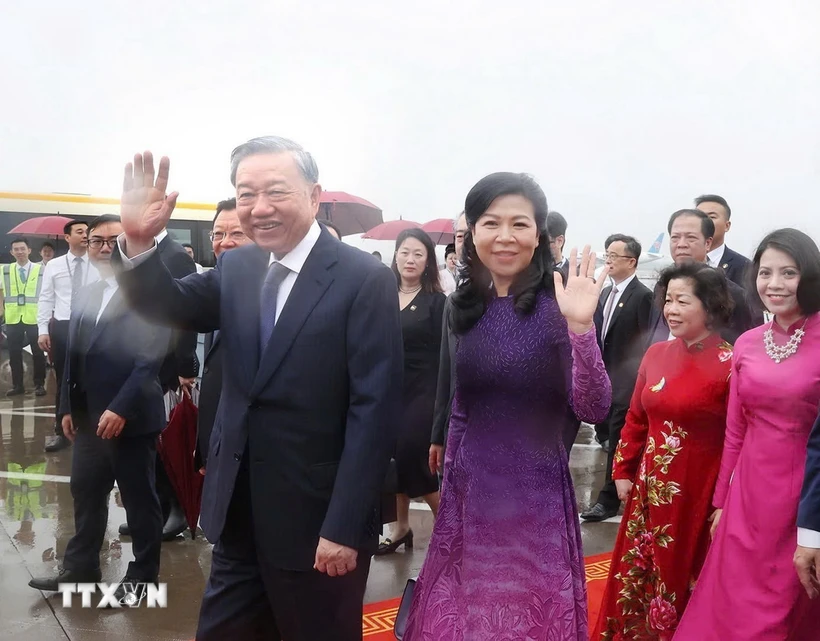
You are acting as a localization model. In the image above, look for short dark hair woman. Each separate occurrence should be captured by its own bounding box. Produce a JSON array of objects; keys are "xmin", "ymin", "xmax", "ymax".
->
[
  {"xmin": 377, "ymin": 228, "xmax": 444, "ymax": 555},
  {"xmin": 675, "ymin": 229, "xmax": 820, "ymax": 639},
  {"xmin": 401, "ymin": 172, "xmax": 612, "ymax": 639},
  {"xmin": 594, "ymin": 261, "xmax": 734, "ymax": 638}
]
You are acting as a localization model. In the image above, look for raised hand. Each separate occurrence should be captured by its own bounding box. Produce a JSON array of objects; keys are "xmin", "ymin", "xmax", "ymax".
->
[
  {"xmin": 553, "ymin": 246, "xmax": 606, "ymax": 334},
  {"xmin": 120, "ymin": 151, "xmax": 179, "ymax": 256}
]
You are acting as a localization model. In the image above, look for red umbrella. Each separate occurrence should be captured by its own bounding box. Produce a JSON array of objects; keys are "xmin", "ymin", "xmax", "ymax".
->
[
  {"xmin": 421, "ymin": 218, "xmax": 455, "ymax": 245},
  {"xmin": 318, "ymin": 191, "xmax": 383, "ymax": 236},
  {"xmin": 362, "ymin": 220, "xmax": 421, "ymax": 240},
  {"xmin": 8, "ymin": 215, "xmax": 76, "ymax": 237},
  {"xmin": 157, "ymin": 392, "xmax": 203, "ymax": 539}
]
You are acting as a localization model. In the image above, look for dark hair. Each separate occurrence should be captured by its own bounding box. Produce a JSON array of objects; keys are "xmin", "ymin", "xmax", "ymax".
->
[
  {"xmin": 444, "ymin": 243, "xmax": 456, "ymax": 257},
  {"xmin": 391, "ymin": 228, "xmax": 442, "ymax": 294},
  {"xmin": 213, "ymin": 198, "xmax": 237, "ymax": 224},
  {"xmin": 667, "ymin": 209, "xmax": 715, "ymax": 239},
  {"xmin": 10, "ymin": 237, "xmax": 29, "ymax": 248},
  {"xmin": 656, "ymin": 262, "xmax": 734, "ymax": 330},
  {"xmin": 750, "ymin": 228, "xmax": 820, "ymax": 315},
  {"xmin": 41, "ymin": 241, "xmax": 55, "ymax": 251},
  {"xmin": 63, "ymin": 220, "xmax": 87, "ymax": 235},
  {"xmin": 371, "ymin": 251, "xmax": 382, "ymax": 260},
  {"xmin": 87, "ymin": 214, "xmax": 121, "ymax": 235},
  {"xmin": 451, "ymin": 172, "xmax": 553, "ymax": 334},
  {"xmin": 547, "ymin": 211, "xmax": 567, "ymax": 244},
  {"xmin": 182, "ymin": 243, "xmax": 194, "ymax": 250},
  {"xmin": 318, "ymin": 220, "xmax": 342, "ymax": 239},
  {"xmin": 605, "ymin": 234, "xmax": 642, "ymax": 262},
  {"xmin": 695, "ymin": 194, "xmax": 732, "ymax": 220}
]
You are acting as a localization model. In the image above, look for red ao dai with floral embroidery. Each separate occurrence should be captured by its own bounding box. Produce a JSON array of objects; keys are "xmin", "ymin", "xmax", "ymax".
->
[{"xmin": 592, "ymin": 334, "xmax": 733, "ymax": 641}]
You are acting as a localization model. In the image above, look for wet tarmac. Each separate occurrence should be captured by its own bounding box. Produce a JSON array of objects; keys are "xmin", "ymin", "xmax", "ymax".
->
[{"xmin": 0, "ymin": 366, "xmax": 618, "ymax": 640}]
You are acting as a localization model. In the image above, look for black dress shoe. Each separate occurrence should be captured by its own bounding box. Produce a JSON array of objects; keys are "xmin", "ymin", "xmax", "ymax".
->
[
  {"xmin": 6, "ymin": 387, "xmax": 24, "ymax": 397},
  {"xmin": 45, "ymin": 434, "xmax": 71, "ymax": 452},
  {"xmin": 580, "ymin": 503, "xmax": 619, "ymax": 522},
  {"xmin": 29, "ymin": 567, "xmax": 102, "ymax": 591},
  {"xmin": 118, "ymin": 523, "xmax": 131, "ymax": 537},
  {"xmin": 375, "ymin": 529, "xmax": 414, "ymax": 556},
  {"xmin": 34, "ymin": 385, "xmax": 46, "ymax": 397},
  {"xmin": 162, "ymin": 505, "xmax": 188, "ymax": 541}
]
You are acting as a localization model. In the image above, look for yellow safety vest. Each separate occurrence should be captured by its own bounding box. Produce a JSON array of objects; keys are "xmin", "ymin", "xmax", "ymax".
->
[{"xmin": 2, "ymin": 263, "xmax": 43, "ymax": 325}]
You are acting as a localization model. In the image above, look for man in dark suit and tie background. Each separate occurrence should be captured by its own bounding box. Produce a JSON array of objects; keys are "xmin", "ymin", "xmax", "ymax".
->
[
  {"xmin": 796, "ymin": 411, "xmax": 820, "ymax": 598},
  {"xmin": 647, "ymin": 209, "xmax": 758, "ymax": 347},
  {"xmin": 194, "ymin": 197, "xmax": 251, "ymax": 474},
  {"xmin": 117, "ymin": 223, "xmax": 199, "ymax": 541},
  {"xmin": 113, "ymin": 137, "xmax": 403, "ymax": 641},
  {"xmin": 28, "ymin": 214, "xmax": 169, "ymax": 598},
  {"xmin": 428, "ymin": 212, "xmax": 466, "ymax": 475},
  {"xmin": 694, "ymin": 194, "xmax": 752, "ymax": 287},
  {"xmin": 581, "ymin": 234, "xmax": 653, "ymax": 522}
]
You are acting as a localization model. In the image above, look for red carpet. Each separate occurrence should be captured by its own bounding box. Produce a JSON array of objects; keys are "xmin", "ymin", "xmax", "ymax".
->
[{"xmin": 363, "ymin": 552, "xmax": 612, "ymax": 639}]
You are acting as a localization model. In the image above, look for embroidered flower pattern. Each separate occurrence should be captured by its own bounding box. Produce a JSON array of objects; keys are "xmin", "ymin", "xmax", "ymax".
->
[{"xmin": 601, "ymin": 422, "xmax": 687, "ymax": 640}]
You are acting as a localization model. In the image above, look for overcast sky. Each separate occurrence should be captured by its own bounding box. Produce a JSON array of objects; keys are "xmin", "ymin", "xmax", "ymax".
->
[{"xmin": 2, "ymin": 1, "xmax": 819, "ymax": 256}]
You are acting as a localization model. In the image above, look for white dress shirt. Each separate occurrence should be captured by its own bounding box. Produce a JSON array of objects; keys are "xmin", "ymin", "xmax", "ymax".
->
[
  {"xmin": 117, "ymin": 221, "xmax": 323, "ymax": 326},
  {"xmin": 96, "ymin": 277, "xmax": 120, "ymax": 324},
  {"xmin": 707, "ymin": 244, "xmax": 726, "ymax": 269},
  {"xmin": 602, "ymin": 273, "xmax": 636, "ymax": 339},
  {"xmin": 798, "ymin": 527, "xmax": 820, "ymax": 548},
  {"xmin": 439, "ymin": 268, "xmax": 457, "ymax": 295},
  {"xmin": 37, "ymin": 252, "xmax": 99, "ymax": 333},
  {"xmin": 266, "ymin": 221, "xmax": 322, "ymax": 324}
]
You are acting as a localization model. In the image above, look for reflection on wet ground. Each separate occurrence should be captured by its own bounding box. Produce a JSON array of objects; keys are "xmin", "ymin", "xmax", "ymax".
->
[{"xmin": 0, "ymin": 371, "xmax": 617, "ymax": 640}]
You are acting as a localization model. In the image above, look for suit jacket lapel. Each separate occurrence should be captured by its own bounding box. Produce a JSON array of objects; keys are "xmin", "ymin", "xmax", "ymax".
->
[
  {"xmin": 250, "ymin": 236, "xmax": 337, "ymax": 397},
  {"xmin": 88, "ymin": 289, "xmax": 125, "ymax": 348},
  {"xmin": 204, "ymin": 330, "xmax": 221, "ymax": 363},
  {"xmin": 607, "ymin": 278, "xmax": 638, "ymax": 333}
]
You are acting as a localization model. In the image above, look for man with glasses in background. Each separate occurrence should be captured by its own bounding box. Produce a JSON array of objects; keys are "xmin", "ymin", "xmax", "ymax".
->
[
  {"xmin": 195, "ymin": 198, "xmax": 251, "ymax": 475},
  {"xmin": 582, "ymin": 234, "xmax": 653, "ymax": 522},
  {"xmin": 38, "ymin": 220, "xmax": 98, "ymax": 452}
]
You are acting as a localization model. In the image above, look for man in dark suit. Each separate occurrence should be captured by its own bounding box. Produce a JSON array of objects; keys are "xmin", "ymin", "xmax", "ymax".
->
[
  {"xmin": 647, "ymin": 209, "xmax": 758, "ymax": 347},
  {"xmin": 28, "ymin": 214, "xmax": 169, "ymax": 599},
  {"xmin": 194, "ymin": 198, "xmax": 251, "ymax": 473},
  {"xmin": 547, "ymin": 211, "xmax": 570, "ymax": 283},
  {"xmin": 796, "ymin": 412, "xmax": 820, "ymax": 598},
  {"xmin": 695, "ymin": 194, "xmax": 752, "ymax": 287},
  {"xmin": 581, "ymin": 234, "xmax": 653, "ymax": 522},
  {"xmin": 428, "ymin": 212, "xmax": 466, "ymax": 475},
  {"xmin": 117, "ymin": 225, "xmax": 199, "ymax": 540},
  {"xmin": 113, "ymin": 138, "xmax": 403, "ymax": 641}
]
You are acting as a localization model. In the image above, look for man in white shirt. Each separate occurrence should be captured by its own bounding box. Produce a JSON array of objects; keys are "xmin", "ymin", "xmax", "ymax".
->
[
  {"xmin": 39, "ymin": 242, "xmax": 55, "ymax": 266},
  {"xmin": 2, "ymin": 238, "xmax": 47, "ymax": 397},
  {"xmin": 38, "ymin": 220, "xmax": 99, "ymax": 452}
]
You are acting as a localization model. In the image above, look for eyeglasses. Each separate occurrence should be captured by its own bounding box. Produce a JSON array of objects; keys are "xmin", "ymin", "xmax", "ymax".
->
[
  {"xmin": 209, "ymin": 231, "xmax": 247, "ymax": 242},
  {"xmin": 87, "ymin": 238, "xmax": 118, "ymax": 249},
  {"xmin": 605, "ymin": 253, "xmax": 634, "ymax": 261}
]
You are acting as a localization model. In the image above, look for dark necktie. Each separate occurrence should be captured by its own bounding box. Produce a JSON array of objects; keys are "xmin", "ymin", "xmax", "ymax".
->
[
  {"xmin": 259, "ymin": 263, "xmax": 291, "ymax": 352},
  {"xmin": 601, "ymin": 286, "xmax": 619, "ymax": 341},
  {"xmin": 71, "ymin": 256, "xmax": 84, "ymax": 305}
]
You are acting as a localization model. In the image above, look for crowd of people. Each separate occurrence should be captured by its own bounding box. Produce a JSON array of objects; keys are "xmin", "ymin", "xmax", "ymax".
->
[{"xmin": 5, "ymin": 134, "xmax": 820, "ymax": 641}]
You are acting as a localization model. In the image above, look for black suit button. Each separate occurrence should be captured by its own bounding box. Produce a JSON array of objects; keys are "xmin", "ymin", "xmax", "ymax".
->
[
  {"xmin": 203, "ymin": 366, "xmax": 210, "ymax": 374},
  {"xmin": 248, "ymin": 400, "xmax": 259, "ymax": 410},
  {"xmin": 233, "ymin": 453, "xmax": 241, "ymax": 462}
]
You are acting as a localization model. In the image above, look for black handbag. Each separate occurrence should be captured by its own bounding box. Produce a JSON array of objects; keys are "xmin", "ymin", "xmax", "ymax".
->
[{"xmin": 393, "ymin": 577, "xmax": 416, "ymax": 639}]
